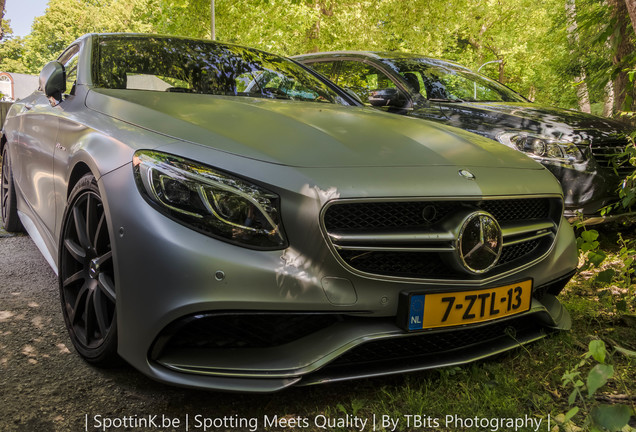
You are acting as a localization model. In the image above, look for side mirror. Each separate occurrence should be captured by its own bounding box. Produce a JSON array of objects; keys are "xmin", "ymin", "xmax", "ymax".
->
[
  {"xmin": 39, "ymin": 61, "xmax": 66, "ymax": 106},
  {"xmin": 368, "ymin": 88, "xmax": 407, "ymax": 108}
]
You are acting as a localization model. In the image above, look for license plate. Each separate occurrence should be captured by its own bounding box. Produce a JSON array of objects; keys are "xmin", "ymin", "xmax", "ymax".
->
[{"xmin": 404, "ymin": 280, "xmax": 533, "ymax": 331}]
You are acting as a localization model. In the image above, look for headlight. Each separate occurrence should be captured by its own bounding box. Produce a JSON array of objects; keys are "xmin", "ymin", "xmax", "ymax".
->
[
  {"xmin": 133, "ymin": 150, "xmax": 287, "ymax": 250},
  {"xmin": 497, "ymin": 132, "xmax": 584, "ymax": 163}
]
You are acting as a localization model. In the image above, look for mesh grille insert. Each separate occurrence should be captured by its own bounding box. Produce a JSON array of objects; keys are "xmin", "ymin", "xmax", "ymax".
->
[
  {"xmin": 327, "ymin": 315, "xmax": 538, "ymax": 368},
  {"xmin": 158, "ymin": 313, "xmax": 340, "ymax": 351}
]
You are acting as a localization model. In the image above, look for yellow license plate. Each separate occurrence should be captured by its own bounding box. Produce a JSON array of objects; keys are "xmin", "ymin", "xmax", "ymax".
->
[{"xmin": 406, "ymin": 280, "xmax": 533, "ymax": 330}]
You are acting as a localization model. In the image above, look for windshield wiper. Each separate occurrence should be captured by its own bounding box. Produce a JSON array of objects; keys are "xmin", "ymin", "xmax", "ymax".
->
[{"xmin": 428, "ymin": 98, "xmax": 466, "ymax": 103}]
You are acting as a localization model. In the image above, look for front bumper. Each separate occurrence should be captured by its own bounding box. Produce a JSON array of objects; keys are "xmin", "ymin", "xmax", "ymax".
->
[
  {"xmin": 100, "ymin": 161, "xmax": 578, "ymax": 392},
  {"xmin": 543, "ymin": 155, "xmax": 634, "ymax": 223}
]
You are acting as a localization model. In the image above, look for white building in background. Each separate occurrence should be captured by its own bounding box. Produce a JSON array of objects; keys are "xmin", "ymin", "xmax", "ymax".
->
[{"xmin": 0, "ymin": 72, "xmax": 39, "ymax": 101}]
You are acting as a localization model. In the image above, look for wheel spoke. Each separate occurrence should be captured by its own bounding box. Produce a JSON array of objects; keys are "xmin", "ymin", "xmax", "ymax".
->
[
  {"xmin": 63, "ymin": 269, "xmax": 85, "ymax": 288},
  {"xmin": 94, "ymin": 250, "xmax": 112, "ymax": 267},
  {"xmin": 72, "ymin": 203, "xmax": 91, "ymax": 250},
  {"xmin": 64, "ymin": 238, "xmax": 86, "ymax": 263},
  {"xmin": 70, "ymin": 281, "xmax": 90, "ymax": 326},
  {"xmin": 97, "ymin": 273, "xmax": 116, "ymax": 303},
  {"xmin": 93, "ymin": 289, "xmax": 109, "ymax": 337},
  {"xmin": 1, "ymin": 163, "xmax": 8, "ymax": 219},
  {"xmin": 93, "ymin": 212, "xmax": 106, "ymax": 250},
  {"xmin": 86, "ymin": 194, "xmax": 94, "ymax": 246},
  {"xmin": 84, "ymin": 284, "xmax": 97, "ymax": 341}
]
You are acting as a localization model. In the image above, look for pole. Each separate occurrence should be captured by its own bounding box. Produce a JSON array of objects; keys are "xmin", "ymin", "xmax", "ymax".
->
[{"xmin": 211, "ymin": 0, "xmax": 215, "ymax": 40}]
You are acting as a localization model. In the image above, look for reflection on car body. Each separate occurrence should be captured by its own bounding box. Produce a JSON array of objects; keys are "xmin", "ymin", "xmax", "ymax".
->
[
  {"xmin": 1, "ymin": 34, "xmax": 577, "ymax": 392},
  {"xmin": 295, "ymin": 51, "xmax": 636, "ymax": 223}
]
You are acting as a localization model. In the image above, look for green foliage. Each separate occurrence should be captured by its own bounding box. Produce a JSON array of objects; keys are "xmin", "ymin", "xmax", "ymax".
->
[
  {"xmin": 577, "ymin": 228, "xmax": 608, "ymax": 274},
  {"xmin": 1, "ymin": 0, "xmax": 156, "ymax": 74},
  {"xmin": 615, "ymin": 135, "xmax": 636, "ymax": 210},
  {"xmin": 587, "ymin": 339, "xmax": 607, "ymax": 363},
  {"xmin": 590, "ymin": 405, "xmax": 633, "ymax": 432},
  {"xmin": 576, "ymin": 226, "xmax": 636, "ymax": 315},
  {"xmin": 0, "ymin": 0, "xmax": 623, "ymax": 112},
  {"xmin": 559, "ymin": 340, "xmax": 633, "ymax": 431},
  {"xmin": 586, "ymin": 363, "xmax": 613, "ymax": 397}
]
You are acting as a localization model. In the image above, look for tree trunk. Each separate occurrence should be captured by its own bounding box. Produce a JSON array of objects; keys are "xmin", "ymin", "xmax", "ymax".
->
[
  {"xmin": 566, "ymin": 0, "xmax": 592, "ymax": 113},
  {"xmin": 608, "ymin": 0, "xmax": 635, "ymax": 112},
  {"xmin": 575, "ymin": 77, "xmax": 592, "ymax": 113},
  {"xmin": 604, "ymin": 80, "xmax": 615, "ymax": 117},
  {"xmin": 305, "ymin": 0, "xmax": 334, "ymax": 52},
  {"xmin": 625, "ymin": 0, "xmax": 636, "ymax": 36}
]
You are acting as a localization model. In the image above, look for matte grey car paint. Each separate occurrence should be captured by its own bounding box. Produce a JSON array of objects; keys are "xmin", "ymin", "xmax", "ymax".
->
[{"xmin": 1, "ymin": 34, "xmax": 578, "ymax": 392}]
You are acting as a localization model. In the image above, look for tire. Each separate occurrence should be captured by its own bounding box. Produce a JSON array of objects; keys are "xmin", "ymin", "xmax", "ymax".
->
[
  {"xmin": 59, "ymin": 174, "xmax": 120, "ymax": 366},
  {"xmin": 1, "ymin": 146, "xmax": 25, "ymax": 232}
]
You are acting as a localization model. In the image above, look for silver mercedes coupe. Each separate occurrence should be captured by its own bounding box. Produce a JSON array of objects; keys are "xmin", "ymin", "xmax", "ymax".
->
[{"xmin": 0, "ymin": 33, "xmax": 578, "ymax": 392}]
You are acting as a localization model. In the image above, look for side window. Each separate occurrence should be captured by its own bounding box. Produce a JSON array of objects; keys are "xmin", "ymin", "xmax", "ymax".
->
[
  {"xmin": 61, "ymin": 48, "xmax": 80, "ymax": 96},
  {"xmin": 335, "ymin": 60, "xmax": 396, "ymax": 105},
  {"xmin": 307, "ymin": 61, "xmax": 337, "ymax": 80}
]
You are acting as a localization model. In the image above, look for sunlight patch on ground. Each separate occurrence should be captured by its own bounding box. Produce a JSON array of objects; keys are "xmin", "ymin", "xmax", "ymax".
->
[{"xmin": 0, "ymin": 310, "xmax": 15, "ymax": 322}]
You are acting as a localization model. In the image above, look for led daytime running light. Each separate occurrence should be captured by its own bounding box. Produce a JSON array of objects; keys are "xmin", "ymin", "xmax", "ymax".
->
[{"xmin": 133, "ymin": 151, "xmax": 286, "ymax": 250}]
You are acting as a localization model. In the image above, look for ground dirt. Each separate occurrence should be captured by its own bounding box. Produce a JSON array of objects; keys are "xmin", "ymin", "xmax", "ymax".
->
[{"xmin": 0, "ymin": 232, "xmax": 387, "ymax": 432}]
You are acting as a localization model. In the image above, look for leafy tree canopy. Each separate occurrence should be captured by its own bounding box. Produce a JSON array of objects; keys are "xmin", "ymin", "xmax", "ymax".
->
[{"xmin": 0, "ymin": 0, "xmax": 634, "ymax": 114}]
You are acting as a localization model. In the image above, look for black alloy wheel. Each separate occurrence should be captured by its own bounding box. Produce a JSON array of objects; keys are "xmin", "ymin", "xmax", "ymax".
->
[
  {"xmin": 1, "ymin": 146, "xmax": 25, "ymax": 232},
  {"xmin": 59, "ymin": 174, "xmax": 119, "ymax": 365}
]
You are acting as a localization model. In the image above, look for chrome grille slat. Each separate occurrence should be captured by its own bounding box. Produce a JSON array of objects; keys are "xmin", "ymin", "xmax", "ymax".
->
[
  {"xmin": 328, "ymin": 231, "xmax": 456, "ymax": 245},
  {"xmin": 590, "ymin": 139, "xmax": 635, "ymax": 176},
  {"xmin": 328, "ymin": 219, "xmax": 556, "ymax": 253},
  {"xmin": 334, "ymin": 245, "xmax": 456, "ymax": 252}
]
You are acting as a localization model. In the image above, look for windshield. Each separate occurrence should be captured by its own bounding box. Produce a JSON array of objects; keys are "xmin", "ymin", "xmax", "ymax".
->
[
  {"xmin": 93, "ymin": 35, "xmax": 348, "ymax": 104},
  {"xmin": 383, "ymin": 58, "xmax": 527, "ymax": 103}
]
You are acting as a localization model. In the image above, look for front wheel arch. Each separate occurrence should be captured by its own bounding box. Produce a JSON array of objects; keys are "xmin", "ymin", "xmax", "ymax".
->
[{"xmin": 66, "ymin": 162, "xmax": 93, "ymax": 199}]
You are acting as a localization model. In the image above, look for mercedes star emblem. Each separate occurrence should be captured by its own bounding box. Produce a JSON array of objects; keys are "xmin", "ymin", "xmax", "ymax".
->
[{"xmin": 456, "ymin": 211, "xmax": 503, "ymax": 274}]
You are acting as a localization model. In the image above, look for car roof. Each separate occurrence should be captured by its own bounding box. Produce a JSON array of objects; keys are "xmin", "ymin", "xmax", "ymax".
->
[
  {"xmin": 292, "ymin": 51, "xmax": 474, "ymax": 72},
  {"xmin": 70, "ymin": 33, "xmax": 260, "ymax": 51}
]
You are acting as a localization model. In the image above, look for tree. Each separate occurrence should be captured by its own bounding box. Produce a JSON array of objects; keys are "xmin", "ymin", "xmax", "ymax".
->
[
  {"xmin": 0, "ymin": 0, "xmax": 5, "ymax": 40},
  {"xmin": 0, "ymin": 0, "xmax": 630, "ymax": 116},
  {"xmin": 566, "ymin": 0, "xmax": 592, "ymax": 113},
  {"xmin": 607, "ymin": 0, "xmax": 635, "ymax": 112},
  {"xmin": 625, "ymin": 0, "xmax": 636, "ymax": 36},
  {"xmin": 0, "ymin": 21, "xmax": 28, "ymax": 73},
  {"xmin": 12, "ymin": 0, "xmax": 156, "ymax": 73}
]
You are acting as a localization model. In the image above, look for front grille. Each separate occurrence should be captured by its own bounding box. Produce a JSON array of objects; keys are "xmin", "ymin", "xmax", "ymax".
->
[
  {"xmin": 590, "ymin": 137, "xmax": 635, "ymax": 177},
  {"xmin": 326, "ymin": 315, "xmax": 539, "ymax": 368},
  {"xmin": 322, "ymin": 198, "xmax": 561, "ymax": 281}
]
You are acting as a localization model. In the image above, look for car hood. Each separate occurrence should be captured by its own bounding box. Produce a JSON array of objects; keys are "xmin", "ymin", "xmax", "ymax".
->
[
  {"xmin": 427, "ymin": 101, "xmax": 633, "ymax": 144},
  {"xmin": 86, "ymin": 88, "xmax": 542, "ymax": 169}
]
